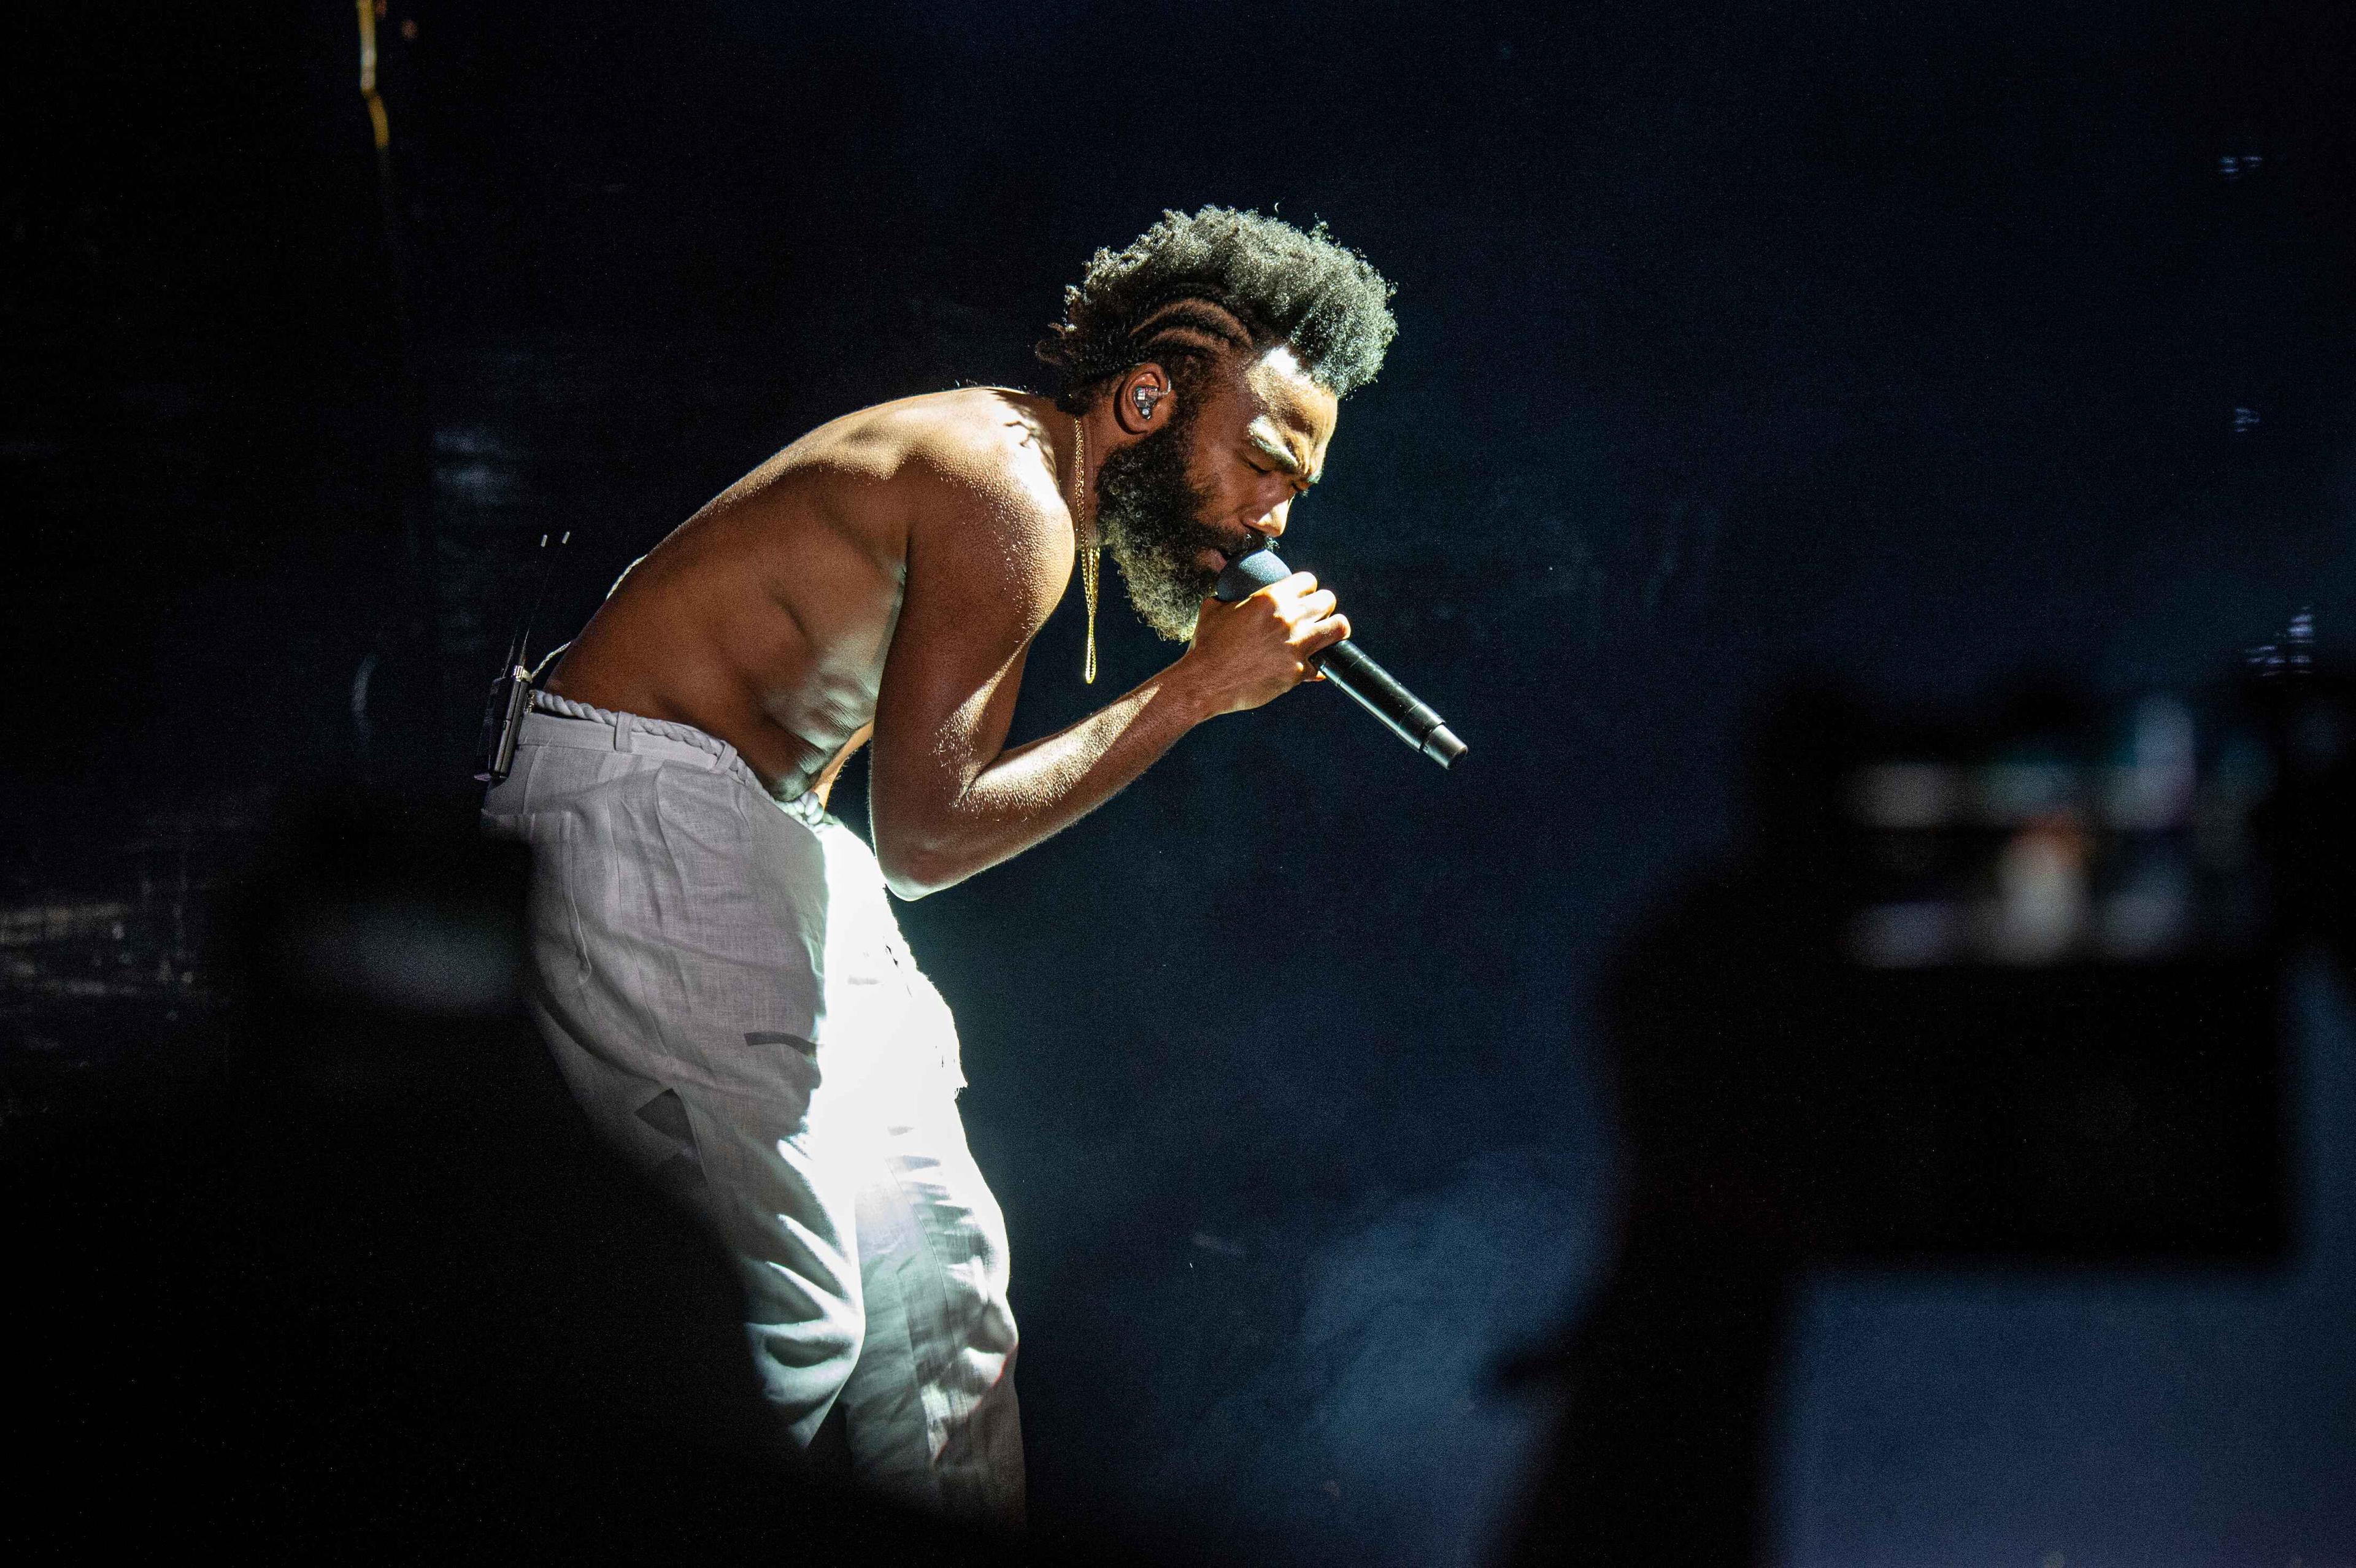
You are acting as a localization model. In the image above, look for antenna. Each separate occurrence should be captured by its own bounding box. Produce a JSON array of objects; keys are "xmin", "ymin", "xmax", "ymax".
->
[
  {"xmin": 475, "ymin": 530, "xmax": 574, "ymax": 786},
  {"xmin": 515, "ymin": 529, "xmax": 572, "ymax": 671}
]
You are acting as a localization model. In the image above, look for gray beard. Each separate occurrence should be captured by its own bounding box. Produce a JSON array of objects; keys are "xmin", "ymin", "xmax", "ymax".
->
[{"xmin": 1092, "ymin": 417, "xmax": 1232, "ymax": 642}]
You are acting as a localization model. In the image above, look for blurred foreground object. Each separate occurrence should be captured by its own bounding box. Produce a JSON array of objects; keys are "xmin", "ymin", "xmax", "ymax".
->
[
  {"xmin": 1509, "ymin": 666, "xmax": 2356, "ymax": 1565},
  {"xmin": 2, "ymin": 793, "xmax": 1057, "ymax": 1560}
]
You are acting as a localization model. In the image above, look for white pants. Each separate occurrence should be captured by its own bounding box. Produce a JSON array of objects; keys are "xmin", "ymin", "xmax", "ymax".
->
[{"xmin": 482, "ymin": 693, "xmax": 1023, "ymax": 1526}]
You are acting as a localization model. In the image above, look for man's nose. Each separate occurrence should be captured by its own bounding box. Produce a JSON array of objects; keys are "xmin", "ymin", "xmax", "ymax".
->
[{"xmin": 1250, "ymin": 495, "xmax": 1292, "ymax": 540}]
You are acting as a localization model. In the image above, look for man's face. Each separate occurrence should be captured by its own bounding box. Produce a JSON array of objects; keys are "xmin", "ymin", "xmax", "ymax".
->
[{"xmin": 1095, "ymin": 344, "xmax": 1339, "ymax": 641}]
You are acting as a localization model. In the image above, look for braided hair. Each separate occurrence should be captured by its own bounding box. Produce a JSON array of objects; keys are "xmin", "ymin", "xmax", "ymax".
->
[{"xmin": 1036, "ymin": 206, "xmax": 1397, "ymax": 413}]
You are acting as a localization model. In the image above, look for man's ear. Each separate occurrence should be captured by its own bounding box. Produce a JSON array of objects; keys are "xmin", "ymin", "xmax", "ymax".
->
[{"xmin": 1113, "ymin": 364, "xmax": 1171, "ymax": 437}]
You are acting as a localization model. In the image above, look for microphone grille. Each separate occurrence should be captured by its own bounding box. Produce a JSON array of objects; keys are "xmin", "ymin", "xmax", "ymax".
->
[{"xmin": 1214, "ymin": 547, "xmax": 1292, "ymax": 602}]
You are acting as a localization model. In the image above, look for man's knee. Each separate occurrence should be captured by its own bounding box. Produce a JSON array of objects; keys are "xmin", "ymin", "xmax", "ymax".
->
[{"xmin": 745, "ymin": 1294, "xmax": 865, "ymax": 1448}]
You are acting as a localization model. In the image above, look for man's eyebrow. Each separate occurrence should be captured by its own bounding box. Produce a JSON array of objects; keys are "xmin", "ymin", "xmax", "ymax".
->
[{"xmin": 1245, "ymin": 423, "xmax": 1319, "ymax": 483}]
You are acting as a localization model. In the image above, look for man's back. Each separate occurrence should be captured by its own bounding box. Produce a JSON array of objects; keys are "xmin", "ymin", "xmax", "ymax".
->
[{"xmin": 547, "ymin": 387, "xmax": 1069, "ymax": 801}]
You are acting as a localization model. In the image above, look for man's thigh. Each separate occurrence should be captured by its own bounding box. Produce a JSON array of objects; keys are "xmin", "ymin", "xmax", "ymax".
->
[{"xmin": 501, "ymin": 753, "xmax": 874, "ymax": 1446}]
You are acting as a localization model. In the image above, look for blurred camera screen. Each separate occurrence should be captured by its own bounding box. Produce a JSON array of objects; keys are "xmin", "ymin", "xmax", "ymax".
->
[{"xmin": 1842, "ymin": 695, "xmax": 2274, "ymax": 969}]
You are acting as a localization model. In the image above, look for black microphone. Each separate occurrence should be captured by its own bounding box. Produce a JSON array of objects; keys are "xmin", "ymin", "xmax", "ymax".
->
[{"xmin": 1213, "ymin": 547, "xmax": 1467, "ymax": 769}]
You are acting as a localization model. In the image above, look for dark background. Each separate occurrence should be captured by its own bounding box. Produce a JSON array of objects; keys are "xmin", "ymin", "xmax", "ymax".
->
[{"xmin": 5, "ymin": 2, "xmax": 2353, "ymax": 1562}]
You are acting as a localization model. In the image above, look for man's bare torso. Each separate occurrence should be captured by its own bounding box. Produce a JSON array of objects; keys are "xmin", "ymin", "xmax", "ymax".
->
[{"xmin": 546, "ymin": 387, "xmax": 1072, "ymax": 801}]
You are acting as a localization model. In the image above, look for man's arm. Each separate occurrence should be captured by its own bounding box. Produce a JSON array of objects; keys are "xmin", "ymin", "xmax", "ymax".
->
[{"xmin": 867, "ymin": 472, "xmax": 1343, "ymax": 900}]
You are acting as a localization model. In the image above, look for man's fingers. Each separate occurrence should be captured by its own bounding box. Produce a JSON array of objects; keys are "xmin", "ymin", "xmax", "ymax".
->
[{"xmin": 1301, "ymin": 613, "xmax": 1351, "ymax": 656}]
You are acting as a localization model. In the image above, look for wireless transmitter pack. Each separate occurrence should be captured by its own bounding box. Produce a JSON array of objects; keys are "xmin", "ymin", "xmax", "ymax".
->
[{"xmin": 474, "ymin": 531, "xmax": 570, "ymax": 786}]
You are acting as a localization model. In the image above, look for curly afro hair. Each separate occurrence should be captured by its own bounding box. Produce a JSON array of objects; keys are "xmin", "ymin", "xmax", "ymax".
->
[{"xmin": 1036, "ymin": 206, "xmax": 1397, "ymax": 413}]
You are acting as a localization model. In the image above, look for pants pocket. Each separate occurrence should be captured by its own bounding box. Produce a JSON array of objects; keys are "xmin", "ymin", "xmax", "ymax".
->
[{"xmin": 496, "ymin": 808, "xmax": 590, "ymax": 988}]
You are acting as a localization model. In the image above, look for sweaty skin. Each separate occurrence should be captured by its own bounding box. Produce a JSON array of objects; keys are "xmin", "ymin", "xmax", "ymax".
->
[{"xmin": 545, "ymin": 350, "xmax": 1345, "ymax": 899}]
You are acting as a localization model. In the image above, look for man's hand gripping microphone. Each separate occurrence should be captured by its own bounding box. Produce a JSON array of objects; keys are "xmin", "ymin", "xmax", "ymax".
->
[{"xmin": 1213, "ymin": 547, "xmax": 1467, "ymax": 769}]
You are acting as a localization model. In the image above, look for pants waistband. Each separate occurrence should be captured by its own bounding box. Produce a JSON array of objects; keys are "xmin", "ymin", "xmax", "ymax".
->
[{"xmin": 525, "ymin": 690, "xmax": 828, "ymax": 824}]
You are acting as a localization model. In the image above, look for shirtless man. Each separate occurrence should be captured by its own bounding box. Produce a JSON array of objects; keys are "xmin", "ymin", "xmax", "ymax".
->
[{"xmin": 481, "ymin": 207, "xmax": 1396, "ymax": 1525}]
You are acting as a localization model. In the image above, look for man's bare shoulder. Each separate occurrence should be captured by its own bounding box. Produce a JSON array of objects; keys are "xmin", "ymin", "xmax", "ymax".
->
[
  {"xmin": 831, "ymin": 392, "xmax": 1076, "ymax": 601},
  {"xmin": 870, "ymin": 387, "xmax": 1069, "ymax": 520},
  {"xmin": 672, "ymin": 385, "xmax": 1071, "ymax": 627},
  {"xmin": 766, "ymin": 387, "xmax": 1061, "ymax": 510}
]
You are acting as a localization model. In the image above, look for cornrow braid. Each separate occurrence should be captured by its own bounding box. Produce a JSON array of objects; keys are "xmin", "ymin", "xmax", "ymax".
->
[
  {"xmin": 1120, "ymin": 294, "xmax": 1260, "ymax": 399},
  {"xmin": 1038, "ymin": 206, "xmax": 1396, "ymax": 413}
]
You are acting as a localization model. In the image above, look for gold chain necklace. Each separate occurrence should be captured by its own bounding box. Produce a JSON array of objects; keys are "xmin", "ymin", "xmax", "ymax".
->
[{"xmin": 1071, "ymin": 413, "xmax": 1100, "ymax": 683}]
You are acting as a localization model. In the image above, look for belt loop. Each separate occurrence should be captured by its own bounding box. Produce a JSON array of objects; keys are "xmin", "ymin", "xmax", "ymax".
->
[{"xmin": 614, "ymin": 717, "xmax": 635, "ymax": 753}]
